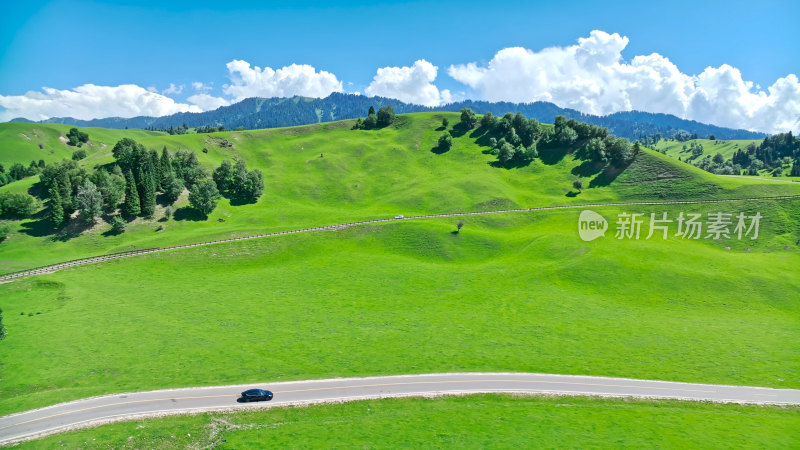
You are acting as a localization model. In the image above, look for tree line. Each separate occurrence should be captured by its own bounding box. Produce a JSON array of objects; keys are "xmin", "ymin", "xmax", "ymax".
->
[
  {"xmin": 1, "ymin": 137, "xmax": 265, "ymax": 237},
  {"xmin": 352, "ymin": 105, "xmax": 396, "ymax": 129},
  {"xmin": 441, "ymin": 108, "xmax": 638, "ymax": 168}
]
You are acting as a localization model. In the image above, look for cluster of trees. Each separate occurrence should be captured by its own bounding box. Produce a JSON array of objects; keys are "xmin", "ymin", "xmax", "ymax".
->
[
  {"xmin": 112, "ymin": 138, "xmax": 210, "ymax": 217},
  {"xmin": 0, "ymin": 135, "xmax": 269, "ymax": 240},
  {"xmin": 145, "ymin": 124, "xmax": 243, "ymax": 135},
  {"xmin": 682, "ymin": 141, "xmax": 705, "ymax": 158},
  {"xmin": 475, "ymin": 110, "xmax": 543, "ymax": 164},
  {"xmin": 352, "ymin": 105, "xmax": 396, "ymax": 129},
  {"xmin": 692, "ymin": 153, "xmax": 742, "ymax": 176},
  {"xmin": 457, "ymin": 109, "xmax": 637, "ymax": 168},
  {"xmin": 212, "ymin": 159, "xmax": 264, "ymax": 204},
  {"xmin": 691, "ymin": 132, "xmax": 800, "ymax": 176},
  {"xmin": 66, "ymin": 127, "xmax": 89, "ymax": 147},
  {"xmin": 39, "ymin": 159, "xmax": 124, "ymax": 226},
  {"xmin": 0, "ymin": 160, "xmax": 46, "ymax": 187}
]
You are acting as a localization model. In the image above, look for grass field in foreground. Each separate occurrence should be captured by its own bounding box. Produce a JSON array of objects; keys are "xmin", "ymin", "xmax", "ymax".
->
[
  {"xmin": 1, "ymin": 198, "xmax": 798, "ymax": 415},
  {"xmin": 2, "ymin": 115, "xmax": 799, "ymax": 273},
  {"xmin": 18, "ymin": 394, "xmax": 800, "ymax": 449}
]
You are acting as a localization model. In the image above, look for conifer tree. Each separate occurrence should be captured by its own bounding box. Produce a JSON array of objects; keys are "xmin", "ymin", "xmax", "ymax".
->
[
  {"xmin": 49, "ymin": 187, "xmax": 65, "ymax": 228},
  {"xmin": 123, "ymin": 170, "xmax": 140, "ymax": 216},
  {"xmin": 141, "ymin": 169, "xmax": 157, "ymax": 217}
]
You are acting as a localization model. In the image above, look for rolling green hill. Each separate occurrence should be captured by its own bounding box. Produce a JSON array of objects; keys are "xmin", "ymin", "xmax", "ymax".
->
[
  {"xmin": 1, "ymin": 113, "xmax": 799, "ymax": 434},
  {"xmin": 654, "ymin": 138, "xmax": 758, "ymax": 162},
  {"xmin": 1, "ymin": 114, "xmax": 797, "ymax": 273}
]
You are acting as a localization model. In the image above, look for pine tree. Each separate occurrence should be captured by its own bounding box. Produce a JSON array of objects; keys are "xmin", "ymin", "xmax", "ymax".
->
[
  {"xmin": 49, "ymin": 187, "xmax": 65, "ymax": 228},
  {"xmin": 58, "ymin": 170, "xmax": 72, "ymax": 211},
  {"xmin": 160, "ymin": 147, "xmax": 172, "ymax": 189},
  {"xmin": 149, "ymin": 149, "xmax": 161, "ymax": 190},
  {"xmin": 123, "ymin": 170, "xmax": 140, "ymax": 216},
  {"xmin": 141, "ymin": 169, "xmax": 156, "ymax": 217}
]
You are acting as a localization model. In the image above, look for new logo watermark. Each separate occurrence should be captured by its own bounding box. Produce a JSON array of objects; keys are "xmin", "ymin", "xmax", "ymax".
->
[
  {"xmin": 578, "ymin": 210, "xmax": 762, "ymax": 242},
  {"xmin": 578, "ymin": 210, "xmax": 608, "ymax": 241}
]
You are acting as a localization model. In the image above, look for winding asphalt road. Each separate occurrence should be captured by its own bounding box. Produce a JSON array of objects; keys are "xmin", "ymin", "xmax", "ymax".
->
[{"xmin": 1, "ymin": 373, "xmax": 799, "ymax": 445}]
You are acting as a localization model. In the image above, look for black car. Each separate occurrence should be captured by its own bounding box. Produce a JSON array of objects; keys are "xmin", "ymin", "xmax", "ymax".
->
[{"xmin": 239, "ymin": 388, "xmax": 274, "ymax": 402}]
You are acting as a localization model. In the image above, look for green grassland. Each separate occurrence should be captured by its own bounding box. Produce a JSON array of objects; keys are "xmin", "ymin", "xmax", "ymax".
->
[
  {"xmin": 17, "ymin": 395, "xmax": 800, "ymax": 449},
  {"xmin": 1, "ymin": 197, "xmax": 798, "ymax": 415},
  {"xmin": 0, "ymin": 122, "xmax": 162, "ymax": 167},
  {"xmin": 2, "ymin": 114, "xmax": 798, "ymax": 273},
  {"xmin": 653, "ymin": 138, "xmax": 800, "ymax": 179},
  {"xmin": 1, "ymin": 114, "xmax": 799, "ymax": 446},
  {"xmin": 653, "ymin": 138, "xmax": 758, "ymax": 162}
]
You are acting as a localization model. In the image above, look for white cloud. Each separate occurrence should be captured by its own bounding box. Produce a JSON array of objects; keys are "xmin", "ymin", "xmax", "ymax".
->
[
  {"xmin": 448, "ymin": 30, "xmax": 800, "ymax": 134},
  {"xmin": 162, "ymin": 83, "xmax": 184, "ymax": 95},
  {"xmin": 223, "ymin": 60, "xmax": 343, "ymax": 101},
  {"xmin": 187, "ymin": 93, "xmax": 230, "ymax": 110},
  {"xmin": 192, "ymin": 81, "xmax": 212, "ymax": 92},
  {"xmin": 0, "ymin": 84, "xmax": 202, "ymax": 121},
  {"xmin": 365, "ymin": 59, "xmax": 451, "ymax": 107}
]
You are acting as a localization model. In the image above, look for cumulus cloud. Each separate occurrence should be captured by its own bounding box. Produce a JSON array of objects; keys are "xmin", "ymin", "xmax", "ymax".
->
[
  {"xmin": 448, "ymin": 30, "xmax": 800, "ymax": 134},
  {"xmin": 223, "ymin": 60, "xmax": 343, "ymax": 101},
  {"xmin": 162, "ymin": 83, "xmax": 184, "ymax": 95},
  {"xmin": 0, "ymin": 84, "xmax": 202, "ymax": 121},
  {"xmin": 187, "ymin": 93, "xmax": 230, "ymax": 111},
  {"xmin": 365, "ymin": 59, "xmax": 451, "ymax": 106},
  {"xmin": 192, "ymin": 81, "xmax": 212, "ymax": 92}
]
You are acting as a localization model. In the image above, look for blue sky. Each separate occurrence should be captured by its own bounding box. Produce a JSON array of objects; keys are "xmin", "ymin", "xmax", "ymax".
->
[{"xmin": 1, "ymin": 0, "xmax": 798, "ymax": 132}]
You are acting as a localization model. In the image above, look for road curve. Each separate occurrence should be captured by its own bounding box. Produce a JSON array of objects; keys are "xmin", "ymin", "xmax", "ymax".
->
[
  {"xmin": 2, "ymin": 195, "xmax": 799, "ymax": 284},
  {"xmin": 1, "ymin": 372, "xmax": 799, "ymax": 445}
]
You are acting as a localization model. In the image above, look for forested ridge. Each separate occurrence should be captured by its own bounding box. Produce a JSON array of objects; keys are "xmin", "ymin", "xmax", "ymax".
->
[{"xmin": 13, "ymin": 93, "xmax": 766, "ymax": 141}]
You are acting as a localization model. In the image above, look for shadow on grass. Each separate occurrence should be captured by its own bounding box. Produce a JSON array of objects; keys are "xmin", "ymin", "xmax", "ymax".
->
[
  {"xmin": 488, "ymin": 158, "xmax": 533, "ymax": 169},
  {"xmin": 538, "ymin": 147, "xmax": 569, "ymax": 165},
  {"xmin": 18, "ymin": 217, "xmax": 53, "ymax": 237},
  {"xmin": 431, "ymin": 145, "xmax": 450, "ymax": 155},
  {"xmin": 448, "ymin": 123, "xmax": 472, "ymax": 138},
  {"xmin": 565, "ymin": 191, "xmax": 580, "ymax": 197},
  {"xmin": 173, "ymin": 207, "xmax": 206, "ymax": 221},
  {"xmin": 589, "ymin": 165, "xmax": 626, "ymax": 188},
  {"xmin": 571, "ymin": 160, "xmax": 604, "ymax": 177},
  {"xmin": 52, "ymin": 220, "xmax": 95, "ymax": 241}
]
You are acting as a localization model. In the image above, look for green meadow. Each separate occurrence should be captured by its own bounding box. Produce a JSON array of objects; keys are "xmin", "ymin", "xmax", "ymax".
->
[
  {"xmin": 1, "ymin": 114, "xmax": 798, "ymax": 272},
  {"xmin": 18, "ymin": 395, "xmax": 800, "ymax": 449},
  {"xmin": 1, "ymin": 114, "xmax": 798, "ymax": 446},
  {"xmin": 1, "ymin": 198, "xmax": 798, "ymax": 415},
  {"xmin": 653, "ymin": 138, "xmax": 758, "ymax": 162}
]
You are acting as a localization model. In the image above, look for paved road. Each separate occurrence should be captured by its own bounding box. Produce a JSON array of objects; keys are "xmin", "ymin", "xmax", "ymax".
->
[
  {"xmin": 3, "ymin": 195, "xmax": 799, "ymax": 284},
  {"xmin": 2, "ymin": 373, "xmax": 799, "ymax": 445}
]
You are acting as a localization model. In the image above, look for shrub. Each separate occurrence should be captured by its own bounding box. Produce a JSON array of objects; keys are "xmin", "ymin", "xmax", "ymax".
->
[
  {"xmin": 0, "ymin": 192, "xmax": 38, "ymax": 217},
  {"xmin": 376, "ymin": 105, "xmax": 395, "ymax": 128},
  {"xmin": 0, "ymin": 307, "xmax": 6, "ymax": 340},
  {"xmin": 72, "ymin": 149, "xmax": 87, "ymax": 161},
  {"xmin": 437, "ymin": 133, "xmax": 453, "ymax": 151},
  {"xmin": 0, "ymin": 222, "xmax": 12, "ymax": 242},
  {"xmin": 110, "ymin": 216, "xmax": 127, "ymax": 233}
]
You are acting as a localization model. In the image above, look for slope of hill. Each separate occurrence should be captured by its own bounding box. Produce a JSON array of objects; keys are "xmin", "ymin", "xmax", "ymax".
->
[
  {"xmin": 0, "ymin": 113, "xmax": 796, "ymax": 273},
  {"xmin": 1, "ymin": 113, "xmax": 798, "ymax": 418},
  {"xmin": 11, "ymin": 93, "xmax": 767, "ymax": 141}
]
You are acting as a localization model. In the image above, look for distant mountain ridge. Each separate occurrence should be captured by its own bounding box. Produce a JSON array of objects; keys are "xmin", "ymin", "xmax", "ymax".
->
[{"xmin": 10, "ymin": 93, "xmax": 767, "ymax": 140}]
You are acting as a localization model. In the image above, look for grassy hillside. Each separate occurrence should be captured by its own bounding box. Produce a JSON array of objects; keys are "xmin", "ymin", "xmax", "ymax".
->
[
  {"xmin": 653, "ymin": 138, "xmax": 758, "ymax": 162},
  {"xmin": 2, "ymin": 114, "xmax": 798, "ymax": 273},
  {"xmin": 0, "ymin": 122, "xmax": 162, "ymax": 167},
  {"xmin": 1, "ymin": 198, "xmax": 798, "ymax": 415},
  {"xmin": 1, "ymin": 113, "xmax": 798, "ymax": 420},
  {"xmin": 20, "ymin": 395, "xmax": 800, "ymax": 449}
]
